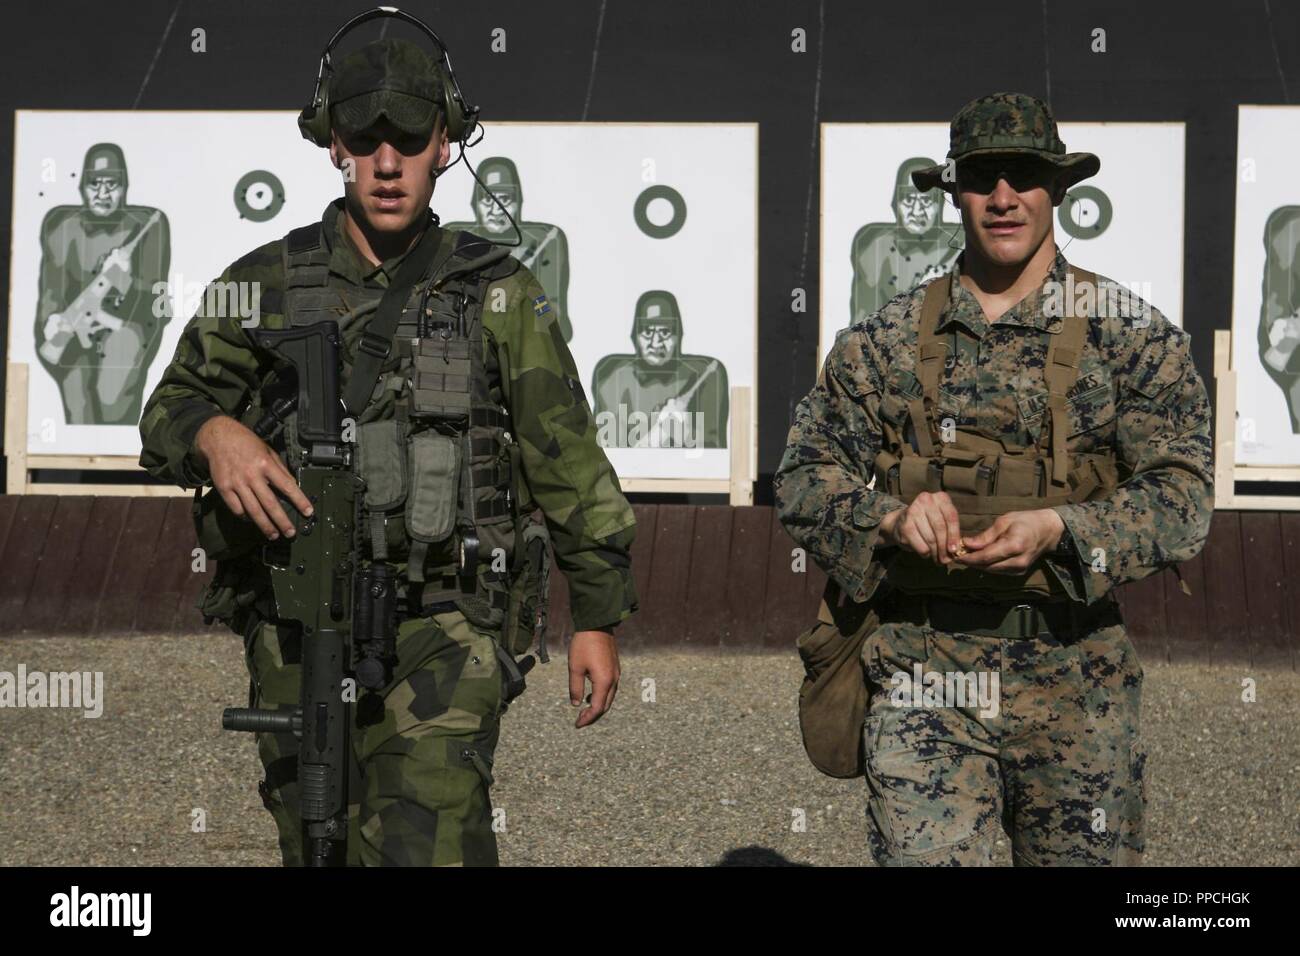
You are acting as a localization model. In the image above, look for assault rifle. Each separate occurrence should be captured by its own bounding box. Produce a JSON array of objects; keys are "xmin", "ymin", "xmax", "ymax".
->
[{"xmin": 221, "ymin": 320, "xmax": 396, "ymax": 867}]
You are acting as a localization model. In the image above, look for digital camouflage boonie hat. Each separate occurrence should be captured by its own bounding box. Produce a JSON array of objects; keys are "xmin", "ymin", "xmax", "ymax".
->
[
  {"xmin": 911, "ymin": 92, "xmax": 1100, "ymax": 193},
  {"xmin": 331, "ymin": 38, "xmax": 445, "ymax": 139}
]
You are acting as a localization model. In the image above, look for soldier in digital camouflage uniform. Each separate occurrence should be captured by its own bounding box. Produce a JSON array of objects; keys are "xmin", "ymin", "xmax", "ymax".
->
[
  {"xmin": 776, "ymin": 93, "xmax": 1213, "ymax": 866},
  {"xmin": 139, "ymin": 36, "xmax": 637, "ymax": 866}
]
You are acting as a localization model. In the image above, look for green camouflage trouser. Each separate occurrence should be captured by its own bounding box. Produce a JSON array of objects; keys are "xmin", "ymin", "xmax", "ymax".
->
[
  {"xmin": 243, "ymin": 609, "xmax": 504, "ymax": 866},
  {"xmin": 861, "ymin": 619, "xmax": 1146, "ymax": 866}
]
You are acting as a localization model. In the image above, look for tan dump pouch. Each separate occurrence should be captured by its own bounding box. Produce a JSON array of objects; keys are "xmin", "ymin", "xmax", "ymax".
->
[
  {"xmin": 796, "ymin": 578, "xmax": 878, "ymax": 779},
  {"xmin": 406, "ymin": 430, "xmax": 461, "ymax": 544}
]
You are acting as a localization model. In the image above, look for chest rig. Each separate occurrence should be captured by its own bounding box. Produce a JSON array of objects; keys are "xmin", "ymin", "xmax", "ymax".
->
[
  {"xmin": 273, "ymin": 223, "xmax": 528, "ymax": 633},
  {"xmin": 874, "ymin": 268, "xmax": 1119, "ymax": 600}
]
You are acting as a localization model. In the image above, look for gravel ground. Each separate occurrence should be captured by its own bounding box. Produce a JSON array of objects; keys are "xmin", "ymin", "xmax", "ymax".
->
[{"xmin": 1, "ymin": 633, "xmax": 1297, "ymax": 866}]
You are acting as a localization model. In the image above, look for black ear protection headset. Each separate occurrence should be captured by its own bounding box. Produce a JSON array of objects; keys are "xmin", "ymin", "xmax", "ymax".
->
[
  {"xmin": 300, "ymin": 6, "xmax": 524, "ymax": 249},
  {"xmin": 298, "ymin": 5, "xmax": 480, "ymax": 148}
]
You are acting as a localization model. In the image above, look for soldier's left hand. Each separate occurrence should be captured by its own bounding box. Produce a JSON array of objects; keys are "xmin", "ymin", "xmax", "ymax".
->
[
  {"xmin": 568, "ymin": 629, "xmax": 620, "ymax": 728},
  {"xmin": 952, "ymin": 509, "xmax": 1066, "ymax": 574}
]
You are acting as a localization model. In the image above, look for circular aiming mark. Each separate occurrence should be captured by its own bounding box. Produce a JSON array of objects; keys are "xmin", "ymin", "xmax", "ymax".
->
[
  {"xmin": 633, "ymin": 184, "xmax": 687, "ymax": 239},
  {"xmin": 1058, "ymin": 185, "xmax": 1112, "ymax": 239},
  {"xmin": 234, "ymin": 170, "xmax": 286, "ymax": 223}
]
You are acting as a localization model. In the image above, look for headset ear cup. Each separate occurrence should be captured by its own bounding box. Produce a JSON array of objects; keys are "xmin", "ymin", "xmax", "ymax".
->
[
  {"xmin": 446, "ymin": 102, "xmax": 465, "ymax": 143},
  {"xmin": 299, "ymin": 75, "xmax": 333, "ymax": 147},
  {"xmin": 297, "ymin": 107, "xmax": 328, "ymax": 147},
  {"xmin": 316, "ymin": 75, "xmax": 334, "ymax": 147},
  {"xmin": 440, "ymin": 68, "xmax": 465, "ymax": 142},
  {"xmin": 459, "ymin": 106, "xmax": 478, "ymax": 144}
]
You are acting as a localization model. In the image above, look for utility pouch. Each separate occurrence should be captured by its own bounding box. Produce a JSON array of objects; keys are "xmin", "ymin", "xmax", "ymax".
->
[
  {"xmin": 995, "ymin": 455, "xmax": 1039, "ymax": 497},
  {"xmin": 354, "ymin": 419, "xmax": 410, "ymax": 561},
  {"xmin": 938, "ymin": 446, "xmax": 985, "ymax": 494},
  {"xmin": 899, "ymin": 455, "xmax": 932, "ymax": 496},
  {"xmin": 410, "ymin": 337, "xmax": 472, "ymax": 421},
  {"xmin": 195, "ymin": 559, "xmax": 271, "ymax": 635},
  {"xmin": 354, "ymin": 419, "xmax": 408, "ymax": 511},
  {"xmin": 406, "ymin": 429, "xmax": 461, "ymax": 543}
]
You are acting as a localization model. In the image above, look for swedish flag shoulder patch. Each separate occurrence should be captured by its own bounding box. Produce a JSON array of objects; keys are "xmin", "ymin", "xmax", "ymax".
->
[{"xmin": 533, "ymin": 294, "xmax": 552, "ymax": 318}]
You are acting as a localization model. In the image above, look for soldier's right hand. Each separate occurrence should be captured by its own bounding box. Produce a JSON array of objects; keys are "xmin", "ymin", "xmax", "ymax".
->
[
  {"xmin": 194, "ymin": 416, "xmax": 314, "ymax": 540},
  {"xmin": 878, "ymin": 491, "xmax": 963, "ymax": 567}
]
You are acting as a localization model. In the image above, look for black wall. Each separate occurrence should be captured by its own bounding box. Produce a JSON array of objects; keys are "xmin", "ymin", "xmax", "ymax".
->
[{"xmin": 3, "ymin": 0, "xmax": 1298, "ymax": 500}]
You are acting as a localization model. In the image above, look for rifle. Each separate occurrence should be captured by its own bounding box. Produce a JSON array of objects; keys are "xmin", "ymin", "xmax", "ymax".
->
[
  {"xmin": 221, "ymin": 320, "xmax": 395, "ymax": 867},
  {"xmin": 39, "ymin": 209, "xmax": 161, "ymax": 364}
]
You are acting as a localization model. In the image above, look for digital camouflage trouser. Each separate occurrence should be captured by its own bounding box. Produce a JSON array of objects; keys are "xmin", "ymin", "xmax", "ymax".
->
[
  {"xmin": 860, "ymin": 618, "xmax": 1146, "ymax": 866},
  {"xmin": 243, "ymin": 609, "xmax": 504, "ymax": 866}
]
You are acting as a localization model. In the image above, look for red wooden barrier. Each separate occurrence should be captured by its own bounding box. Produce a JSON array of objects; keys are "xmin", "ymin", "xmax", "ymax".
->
[{"xmin": 0, "ymin": 496, "xmax": 1292, "ymax": 668}]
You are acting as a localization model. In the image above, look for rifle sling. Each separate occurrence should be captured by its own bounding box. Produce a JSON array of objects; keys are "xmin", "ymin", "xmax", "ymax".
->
[{"xmin": 342, "ymin": 221, "xmax": 449, "ymax": 418}]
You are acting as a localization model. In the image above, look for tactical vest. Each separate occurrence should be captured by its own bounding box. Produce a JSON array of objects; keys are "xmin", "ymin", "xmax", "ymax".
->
[
  {"xmin": 873, "ymin": 268, "xmax": 1119, "ymax": 601},
  {"xmin": 254, "ymin": 222, "xmax": 543, "ymax": 646}
]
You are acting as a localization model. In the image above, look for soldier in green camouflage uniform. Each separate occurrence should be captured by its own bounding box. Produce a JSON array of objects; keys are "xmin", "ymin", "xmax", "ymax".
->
[
  {"xmin": 776, "ymin": 93, "xmax": 1213, "ymax": 865},
  {"xmin": 139, "ymin": 36, "xmax": 637, "ymax": 866}
]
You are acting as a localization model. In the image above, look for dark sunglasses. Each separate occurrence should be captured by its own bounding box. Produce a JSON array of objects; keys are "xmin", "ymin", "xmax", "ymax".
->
[{"xmin": 956, "ymin": 157, "xmax": 1057, "ymax": 194}]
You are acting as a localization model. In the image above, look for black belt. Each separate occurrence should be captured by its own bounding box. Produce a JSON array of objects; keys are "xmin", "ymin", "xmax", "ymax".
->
[{"xmin": 876, "ymin": 589, "xmax": 1122, "ymax": 641}]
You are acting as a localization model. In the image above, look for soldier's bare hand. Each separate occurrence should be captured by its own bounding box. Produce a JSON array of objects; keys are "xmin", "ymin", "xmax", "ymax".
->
[
  {"xmin": 568, "ymin": 629, "xmax": 620, "ymax": 728},
  {"xmin": 195, "ymin": 415, "xmax": 314, "ymax": 541},
  {"xmin": 879, "ymin": 491, "xmax": 963, "ymax": 567},
  {"xmin": 954, "ymin": 509, "xmax": 1065, "ymax": 574}
]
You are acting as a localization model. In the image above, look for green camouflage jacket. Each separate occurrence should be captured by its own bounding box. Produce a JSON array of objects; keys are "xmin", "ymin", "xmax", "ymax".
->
[
  {"xmin": 775, "ymin": 247, "xmax": 1214, "ymax": 606},
  {"xmin": 139, "ymin": 198, "xmax": 637, "ymax": 631}
]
